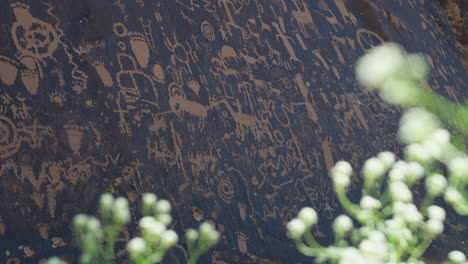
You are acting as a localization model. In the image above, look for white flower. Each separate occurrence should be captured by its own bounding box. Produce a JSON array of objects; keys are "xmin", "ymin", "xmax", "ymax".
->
[
  {"xmin": 287, "ymin": 219, "xmax": 307, "ymax": 239},
  {"xmin": 405, "ymin": 144, "xmax": 433, "ymax": 165},
  {"xmin": 128, "ymin": 237, "xmax": 146, "ymax": 257},
  {"xmin": 160, "ymin": 230, "xmax": 179, "ymax": 248},
  {"xmin": 333, "ymin": 215, "xmax": 353, "ymax": 236},
  {"xmin": 398, "ymin": 108, "xmax": 441, "ymax": 144},
  {"xmin": 448, "ymin": 250, "xmax": 466, "ymax": 263},
  {"xmin": 360, "ymin": 196, "xmax": 382, "ymax": 210},
  {"xmin": 425, "ymin": 174, "xmax": 447, "ymax": 196},
  {"xmin": 332, "ymin": 161, "xmax": 353, "ymax": 176},
  {"xmin": 155, "ymin": 199, "xmax": 172, "ymax": 214},
  {"xmin": 355, "ymin": 42, "xmax": 405, "ymax": 88},
  {"xmin": 142, "ymin": 193, "xmax": 157, "ymax": 212},
  {"xmin": 333, "ymin": 172, "xmax": 351, "ymax": 188},
  {"xmin": 405, "ymin": 54, "xmax": 430, "ymax": 79},
  {"xmin": 298, "ymin": 207, "xmax": 318, "ymax": 228},
  {"xmin": 430, "ymin": 129, "xmax": 450, "ymax": 146},
  {"xmin": 380, "ymin": 78, "xmax": 419, "ymax": 105},
  {"xmin": 427, "ymin": 205, "xmax": 446, "ymax": 221},
  {"xmin": 362, "ymin": 157, "xmax": 386, "ymax": 181},
  {"xmin": 359, "ymin": 232, "xmax": 388, "ymax": 262},
  {"xmin": 390, "ymin": 182, "xmax": 412, "ymax": 202},
  {"xmin": 73, "ymin": 214, "xmax": 88, "ymax": 232},
  {"xmin": 389, "ymin": 161, "xmax": 408, "ymax": 182},
  {"xmin": 99, "ymin": 193, "xmax": 114, "ymax": 217},
  {"xmin": 425, "ymin": 219, "xmax": 443, "ymax": 235},
  {"xmin": 405, "ymin": 162, "xmax": 424, "ymax": 184},
  {"xmin": 377, "ymin": 151, "xmax": 396, "ymax": 169},
  {"xmin": 393, "ymin": 203, "xmax": 422, "ymax": 225},
  {"xmin": 185, "ymin": 229, "xmax": 198, "ymax": 243},
  {"xmin": 339, "ymin": 247, "xmax": 367, "ymax": 264},
  {"xmin": 444, "ymin": 186, "xmax": 463, "ymax": 203},
  {"xmin": 448, "ymin": 157, "xmax": 468, "ymax": 181},
  {"xmin": 157, "ymin": 213, "xmax": 172, "ymax": 227},
  {"xmin": 113, "ymin": 197, "xmax": 130, "ymax": 225}
]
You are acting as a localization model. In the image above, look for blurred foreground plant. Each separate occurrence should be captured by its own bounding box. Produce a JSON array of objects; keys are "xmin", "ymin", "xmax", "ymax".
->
[
  {"xmin": 288, "ymin": 43, "xmax": 468, "ymax": 264},
  {"xmin": 46, "ymin": 193, "xmax": 219, "ymax": 264}
]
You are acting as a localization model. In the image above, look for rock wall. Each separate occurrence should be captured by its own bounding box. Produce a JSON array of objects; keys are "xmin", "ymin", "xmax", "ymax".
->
[{"xmin": 0, "ymin": 0, "xmax": 466, "ymax": 263}]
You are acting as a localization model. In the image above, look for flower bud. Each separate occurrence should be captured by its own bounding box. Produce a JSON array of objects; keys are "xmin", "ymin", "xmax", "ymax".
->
[
  {"xmin": 86, "ymin": 217, "xmax": 103, "ymax": 239},
  {"xmin": 425, "ymin": 174, "xmax": 447, "ymax": 196},
  {"xmin": 405, "ymin": 54, "xmax": 430, "ymax": 79},
  {"xmin": 128, "ymin": 237, "xmax": 146, "ymax": 259},
  {"xmin": 398, "ymin": 108, "xmax": 441, "ymax": 144},
  {"xmin": 380, "ymin": 78, "xmax": 419, "ymax": 105},
  {"xmin": 355, "ymin": 42, "xmax": 405, "ymax": 88},
  {"xmin": 360, "ymin": 196, "xmax": 382, "ymax": 210},
  {"xmin": 405, "ymin": 144, "xmax": 433, "ymax": 165},
  {"xmin": 99, "ymin": 193, "xmax": 114, "ymax": 220},
  {"xmin": 160, "ymin": 230, "xmax": 179, "ymax": 248},
  {"xmin": 377, "ymin": 151, "xmax": 396, "ymax": 169},
  {"xmin": 331, "ymin": 161, "xmax": 352, "ymax": 176},
  {"xmin": 79, "ymin": 254, "xmax": 93, "ymax": 264},
  {"xmin": 448, "ymin": 157, "xmax": 468, "ymax": 181},
  {"xmin": 389, "ymin": 162, "xmax": 407, "ymax": 182},
  {"xmin": 185, "ymin": 229, "xmax": 199, "ymax": 244},
  {"xmin": 390, "ymin": 182, "xmax": 412, "ymax": 202},
  {"xmin": 73, "ymin": 214, "xmax": 88, "ymax": 233},
  {"xmin": 406, "ymin": 162, "xmax": 424, "ymax": 184},
  {"xmin": 157, "ymin": 213, "xmax": 172, "ymax": 227},
  {"xmin": 113, "ymin": 197, "xmax": 130, "ymax": 225},
  {"xmin": 333, "ymin": 215, "xmax": 353, "ymax": 236},
  {"xmin": 142, "ymin": 193, "xmax": 157, "ymax": 215},
  {"xmin": 362, "ymin": 157, "xmax": 386, "ymax": 182},
  {"xmin": 298, "ymin": 207, "xmax": 318, "ymax": 228},
  {"xmin": 45, "ymin": 257, "xmax": 67, "ymax": 264},
  {"xmin": 426, "ymin": 219, "xmax": 443, "ymax": 235},
  {"xmin": 427, "ymin": 205, "xmax": 445, "ymax": 221},
  {"xmin": 155, "ymin": 200, "xmax": 171, "ymax": 214},
  {"xmin": 448, "ymin": 250, "xmax": 466, "ymax": 263},
  {"xmin": 444, "ymin": 187, "xmax": 463, "ymax": 203},
  {"xmin": 287, "ymin": 219, "xmax": 306, "ymax": 239}
]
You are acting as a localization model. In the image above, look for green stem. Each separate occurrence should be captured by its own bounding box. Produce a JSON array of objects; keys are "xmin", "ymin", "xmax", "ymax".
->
[
  {"xmin": 335, "ymin": 186, "xmax": 360, "ymax": 220},
  {"xmin": 418, "ymin": 86, "xmax": 468, "ymax": 137}
]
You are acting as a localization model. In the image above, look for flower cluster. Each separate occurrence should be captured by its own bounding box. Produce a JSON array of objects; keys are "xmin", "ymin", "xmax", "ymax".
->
[
  {"xmin": 47, "ymin": 193, "xmax": 220, "ymax": 264},
  {"xmin": 288, "ymin": 43, "xmax": 468, "ymax": 264}
]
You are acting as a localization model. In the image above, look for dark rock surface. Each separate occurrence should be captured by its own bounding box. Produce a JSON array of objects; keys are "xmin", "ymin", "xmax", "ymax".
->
[{"xmin": 0, "ymin": 0, "xmax": 465, "ymax": 263}]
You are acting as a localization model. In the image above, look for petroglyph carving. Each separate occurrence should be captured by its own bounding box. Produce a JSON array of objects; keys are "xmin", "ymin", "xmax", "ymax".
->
[
  {"xmin": 201, "ymin": 21, "xmax": 216, "ymax": 41},
  {"xmin": 291, "ymin": 0, "xmax": 322, "ymax": 39},
  {"xmin": 0, "ymin": 115, "xmax": 20, "ymax": 158}
]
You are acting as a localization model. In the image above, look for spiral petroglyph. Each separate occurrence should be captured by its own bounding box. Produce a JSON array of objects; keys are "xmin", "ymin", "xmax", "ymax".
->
[{"xmin": 201, "ymin": 21, "xmax": 215, "ymax": 41}]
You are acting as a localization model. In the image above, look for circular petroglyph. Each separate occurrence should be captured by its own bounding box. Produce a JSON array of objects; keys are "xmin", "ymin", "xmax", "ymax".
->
[
  {"xmin": 218, "ymin": 178, "xmax": 234, "ymax": 203},
  {"xmin": 201, "ymin": 21, "xmax": 215, "ymax": 41},
  {"xmin": 0, "ymin": 115, "xmax": 20, "ymax": 158}
]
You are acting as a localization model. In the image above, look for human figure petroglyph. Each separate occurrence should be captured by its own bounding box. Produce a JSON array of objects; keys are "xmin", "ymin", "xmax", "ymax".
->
[
  {"xmin": 217, "ymin": 0, "xmax": 243, "ymax": 31},
  {"xmin": 294, "ymin": 73, "xmax": 318, "ymax": 122},
  {"xmin": 163, "ymin": 32, "xmax": 197, "ymax": 74},
  {"xmin": 272, "ymin": 19, "xmax": 303, "ymax": 70},
  {"xmin": 291, "ymin": 0, "xmax": 322, "ymax": 39},
  {"xmin": 116, "ymin": 53, "xmax": 158, "ymax": 104},
  {"xmin": 8, "ymin": 2, "xmax": 59, "ymax": 94}
]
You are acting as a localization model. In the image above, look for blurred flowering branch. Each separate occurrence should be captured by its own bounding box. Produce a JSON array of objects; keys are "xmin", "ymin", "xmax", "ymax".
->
[
  {"xmin": 46, "ymin": 193, "xmax": 219, "ymax": 264},
  {"xmin": 288, "ymin": 43, "xmax": 468, "ymax": 264}
]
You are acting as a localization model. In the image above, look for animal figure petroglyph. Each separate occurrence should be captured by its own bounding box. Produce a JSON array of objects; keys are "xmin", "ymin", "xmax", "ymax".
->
[{"xmin": 291, "ymin": 0, "xmax": 322, "ymax": 39}]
